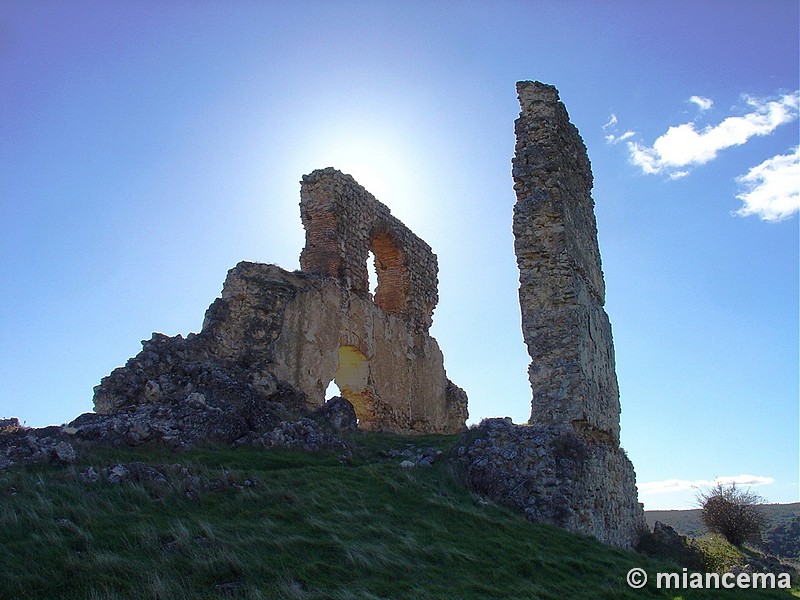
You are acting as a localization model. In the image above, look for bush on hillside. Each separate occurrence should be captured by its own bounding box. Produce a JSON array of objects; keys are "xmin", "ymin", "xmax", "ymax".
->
[{"xmin": 697, "ymin": 483, "xmax": 766, "ymax": 547}]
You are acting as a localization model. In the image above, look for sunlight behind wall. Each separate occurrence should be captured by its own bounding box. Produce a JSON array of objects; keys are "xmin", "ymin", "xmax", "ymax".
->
[
  {"xmin": 319, "ymin": 136, "xmax": 408, "ymax": 204},
  {"xmin": 289, "ymin": 115, "xmax": 432, "ymax": 230}
]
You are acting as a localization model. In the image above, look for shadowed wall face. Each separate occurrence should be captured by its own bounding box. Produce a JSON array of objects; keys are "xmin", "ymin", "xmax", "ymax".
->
[{"xmin": 511, "ymin": 81, "xmax": 620, "ymax": 445}]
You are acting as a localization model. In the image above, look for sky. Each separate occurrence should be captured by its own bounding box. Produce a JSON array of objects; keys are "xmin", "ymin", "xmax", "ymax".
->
[{"xmin": 1, "ymin": 0, "xmax": 797, "ymax": 511}]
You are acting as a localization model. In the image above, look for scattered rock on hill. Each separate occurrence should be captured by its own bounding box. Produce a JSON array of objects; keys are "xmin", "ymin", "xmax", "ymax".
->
[
  {"xmin": 66, "ymin": 373, "xmax": 307, "ymax": 449},
  {"xmin": 0, "ymin": 418, "xmax": 21, "ymax": 431},
  {"xmin": 386, "ymin": 446, "xmax": 442, "ymax": 467},
  {"xmin": 1, "ymin": 394, "xmax": 357, "ymax": 470},
  {"xmin": 0, "ymin": 422, "xmax": 77, "ymax": 470},
  {"xmin": 636, "ymin": 521, "xmax": 705, "ymax": 569},
  {"xmin": 311, "ymin": 396, "xmax": 357, "ymax": 433},
  {"xmin": 234, "ymin": 416, "xmax": 352, "ymax": 458}
]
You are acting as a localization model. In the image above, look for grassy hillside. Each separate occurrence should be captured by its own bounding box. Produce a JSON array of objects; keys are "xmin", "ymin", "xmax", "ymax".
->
[
  {"xmin": 1, "ymin": 432, "xmax": 796, "ymax": 599},
  {"xmin": 647, "ymin": 504, "xmax": 800, "ymax": 563}
]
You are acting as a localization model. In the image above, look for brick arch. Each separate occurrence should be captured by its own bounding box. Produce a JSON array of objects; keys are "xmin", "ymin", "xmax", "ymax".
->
[
  {"xmin": 299, "ymin": 167, "xmax": 438, "ymax": 331},
  {"xmin": 369, "ymin": 228, "xmax": 409, "ymax": 317}
]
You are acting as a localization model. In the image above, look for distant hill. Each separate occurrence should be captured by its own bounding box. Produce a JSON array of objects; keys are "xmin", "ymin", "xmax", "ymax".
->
[{"xmin": 647, "ymin": 503, "xmax": 800, "ymax": 563}]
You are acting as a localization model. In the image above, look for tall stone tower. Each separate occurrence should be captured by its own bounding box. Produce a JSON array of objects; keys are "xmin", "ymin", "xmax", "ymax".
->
[
  {"xmin": 413, "ymin": 81, "xmax": 646, "ymax": 547},
  {"xmin": 512, "ymin": 81, "xmax": 621, "ymax": 445},
  {"xmin": 509, "ymin": 80, "xmax": 646, "ymax": 547}
]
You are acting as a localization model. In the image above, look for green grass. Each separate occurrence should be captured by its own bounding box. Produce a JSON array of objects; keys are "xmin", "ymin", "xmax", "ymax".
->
[
  {"xmin": 647, "ymin": 504, "xmax": 800, "ymax": 564},
  {"xmin": 695, "ymin": 535, "xmax": 749, "ymax": 573},
  {"xmin": 1, "ymin": 433, "xmax": 796, "ymax": 599}
]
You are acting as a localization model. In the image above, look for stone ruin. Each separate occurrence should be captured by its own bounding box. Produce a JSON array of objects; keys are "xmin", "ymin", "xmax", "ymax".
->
[
  {"xmin": 2, "ymin": 80, "xmax": 647, "ymax": 549},
  {"xmin": 291, "ymin": 168, "xmax": 467, "ymax": 430},
  {"xmin": 512, "ymin": 81, "xmax": 620, "ymax": 442},
  {"xmin": 88, "ymin": 167, "xmax": 468, "ymax": 438},
  {"xmin": 300, "ymin": 168, "xmax": 438, "ymax": 332},
  {"xmin": 457, "ymin": 81, "xmax": 646, "ymax": 548}
]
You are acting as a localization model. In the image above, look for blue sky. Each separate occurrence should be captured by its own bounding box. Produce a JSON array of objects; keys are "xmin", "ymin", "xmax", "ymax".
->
[{"xmin": 1, "ymin": 1, "xmax": 797, "ymax": 510}]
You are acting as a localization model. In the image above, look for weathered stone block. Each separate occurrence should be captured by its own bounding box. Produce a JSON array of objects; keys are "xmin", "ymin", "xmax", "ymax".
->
[{"xmin": 458, "ymin": 418, "xmax": 647, "ymax": 549}]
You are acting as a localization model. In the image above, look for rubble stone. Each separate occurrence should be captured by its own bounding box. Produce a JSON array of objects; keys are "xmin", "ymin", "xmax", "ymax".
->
[{"xmin": 458, "ymin": 418, "xmax": 644, "ymax": 548}]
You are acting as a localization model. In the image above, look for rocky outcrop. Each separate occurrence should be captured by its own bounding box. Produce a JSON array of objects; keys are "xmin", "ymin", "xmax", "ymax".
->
[
  {"xmin": 457, "ymin": 418, "xmax": 644, "ymax": 548},
  {"xmin": 1, "ymin": 395, "xmax": 354, "ymax": 469},
  {"xmin": 90, "ymin": 169, "xmax": 466, "ymax": 437},
  {"xmin": 636, "ymin": 521, "xmax": 705, "ymax": 569},
  {"xmin": 0, "ymin": 419, "xmax": 77, "ymax": 470}
]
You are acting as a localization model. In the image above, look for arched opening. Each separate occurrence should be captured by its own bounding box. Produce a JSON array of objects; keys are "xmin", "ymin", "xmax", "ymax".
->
[
  {"xmin": 333, "ymin": 345, "xmax": 374, "ymax": 423},
  {"xmin": 370, "ymin": 230, "xmax": 409, "ymax": 317},
  {"xmin": 325, "ymin": 380, "xmax": 340, "ymax": 400},
  {"xmin": 367, "ymin": 250, "xmax": 379, "ymax": 299}
]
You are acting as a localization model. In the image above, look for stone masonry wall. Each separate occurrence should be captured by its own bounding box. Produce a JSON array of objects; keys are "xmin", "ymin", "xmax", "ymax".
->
[
  {"xmin": 91, "ymin": 167, "xmax": 467, "ymax": 435},
  {"xmin": 512, "ymin": 81, "xmax": 619, "ymax": 444},
  {"xmin": 94, "ymin": 261, "xmax": 467, "ymax": 435},
  {"xmin": 498, "ymin": 80, "xmax": 647, "ymax": 548},
  {"xmin": 300, "ymin": 168, "xmax": 438, "ymax": 332}
]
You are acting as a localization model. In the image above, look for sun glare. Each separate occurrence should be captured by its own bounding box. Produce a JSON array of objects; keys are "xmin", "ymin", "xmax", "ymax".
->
[
  {"xmin": 339, "ymin": 159, "xmax": 390, "ymax": 201},
  {"xmin": 322, "ymin": 137, "xmax": 398, "ymax": 200},
  {"xmin": 306, "ymin": 129, "xmax": 423, "ymax": 220},
  {"xmin": 284, "ymin": 110, "xmax": 441, "ymax": 238}
]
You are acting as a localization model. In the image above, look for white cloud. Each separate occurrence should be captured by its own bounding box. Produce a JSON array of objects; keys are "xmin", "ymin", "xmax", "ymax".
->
[
  {"xmin": 734, "ymin": 146, "xmax": 800, "ymax": 222},
  {"xmin": 628, "ymin": 91, "xmax": 799, "ymax": 176},
  {"xmin": 638, "ymin": 474, "xmax": 776, "ymax": 496},
  {"xmin": 689, "ymin": 95, "xmax": 714, "ymax": 111},
  {"xmin": 605, "ymin": 130, "xmax": 635, "ymax": 145},
  {"xmin": 668, "ymin": 170, "xmax": 690, "ymax": 180},
  {"xmin": 603, "ymin": 113, "xmax": 636, "ymax": 145}
]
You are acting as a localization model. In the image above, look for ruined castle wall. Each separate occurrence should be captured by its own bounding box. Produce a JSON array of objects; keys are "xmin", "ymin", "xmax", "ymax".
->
[
  {"xmin": 300, "ymin": 168, "xmax": 438, "ymax": 332},
  {"xmin": 202, "ymin": 261, "xmax": 466, "ymax": 434},
  {"xmin": 504, "ymin": 80, "xmax": 646, "ymax": 548},
  {"xmin": 95, "ymin": 260, "xmax": 467, "ymax": 434},
  {"xmin": 290, "ymin": 168, "xmax": 466, "ymax": 432},
  {"xmin": 512, "ymin": 81, "xmax": 620, "ymax": 444},
  {"xmin": 271, "ymin": 266, "xmax": 464, "ymax": 434},
  {"xmin": 92, "ymin": 166, "xmax": 467, "ymax": 436}
]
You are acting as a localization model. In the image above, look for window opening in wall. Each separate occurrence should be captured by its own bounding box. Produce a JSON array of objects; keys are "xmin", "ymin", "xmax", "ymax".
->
[
  {"xmin": 370, "ymin": 231, "xmax": 408, "ymax": 316},
  {"xmin": 324, "ymin": 377, "xmax": 359, "ymax": 425},
  {"xmin": 367, "ymin": 250, "xmax": 379, "ymax": 300}
]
